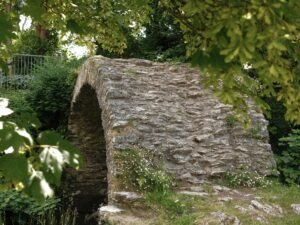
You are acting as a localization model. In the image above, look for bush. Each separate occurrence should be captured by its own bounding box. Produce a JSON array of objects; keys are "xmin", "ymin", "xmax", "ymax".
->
[
  {"xmin": 26, "ymin": 58, "xmax": 83, "ymax": 133},
  {"xmin": 0, "ymin": 75, "xmax": 32, "ymax": 89},
  {"xmin": 0, "ymin": 89, "xmax": 36, "ymax": 129},
  {"xmin": 277, "ymin": 129, "xmax": 300, "ymax": 184},
  {"xmin": 118, "ymin": 149, "xmax": 174, "ymax": 195},
  {"xmin": 224, "ymin": 165, "xmax": 272, "ymax": 188}
]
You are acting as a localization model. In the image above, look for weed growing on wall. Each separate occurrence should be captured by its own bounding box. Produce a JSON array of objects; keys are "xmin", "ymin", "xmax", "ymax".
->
[
  {"xmin": 246, "ymin": 125, "xmax": 264, "ymax": 139},
  {"xmin": 118, "ymin": 149, "xmax": 174, "ymax": 195},
  {"xmin": 225, "ymin": 114, "xmax": 238, "ymax": 127}
]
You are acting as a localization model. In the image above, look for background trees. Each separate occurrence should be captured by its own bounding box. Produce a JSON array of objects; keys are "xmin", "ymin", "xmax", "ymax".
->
[{"xmin": 1, "ymin": 0, "xmax": 300, "ymax": 124}]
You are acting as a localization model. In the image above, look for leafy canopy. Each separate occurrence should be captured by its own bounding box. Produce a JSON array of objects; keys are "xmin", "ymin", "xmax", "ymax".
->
[
  {"xmin": 1, "ymin": 0, "xmax": 300, "ymax": 123},
  {"xmin": 161, "ymin": 0, "xmax": 300, "ymax": 124}
]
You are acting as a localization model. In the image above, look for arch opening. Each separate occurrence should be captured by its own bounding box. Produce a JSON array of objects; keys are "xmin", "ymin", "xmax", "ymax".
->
[{"xmin": 67, "ymin": 84, "xmax": 107, "ymax": 225}]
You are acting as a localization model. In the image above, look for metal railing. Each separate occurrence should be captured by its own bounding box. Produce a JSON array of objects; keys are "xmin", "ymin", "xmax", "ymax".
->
[{"xmin": 0, "ymin": 54, "xmax": 58, "ymax": 89}]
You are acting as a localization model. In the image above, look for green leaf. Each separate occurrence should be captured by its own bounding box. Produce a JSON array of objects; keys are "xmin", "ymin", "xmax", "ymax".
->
[
  {"xmin": 13, "ymin": 112, "xmax": 41, "ymax": 129},
  {"xmin": 22, "ymin": 0, "xmax": 46, "ymax": 20},
  {"xmin": 37, "ymin": 131, "xmax": 62, "ymax": 146},
  {"xmin": 273, "ymin": 41, "xmax": 287, "ymax": 51},
  {"xmin": 37, "ymin": 131, "xmax": 83, "ymax": 169},
  {"xmin": 39, "ymin": 147, "xmax": 64, "ymax": 186},
  {"xmin": 26, "ymin": 171, "xmax": 54, "ymax": 202},
  {"xmin": 0, "ymin": 125, "xmax": 26, "ymax": 152},
  {"xmin": 59, "ymin": 140, "xmax": 84, "ymax": 169},
  {"xmin": 0, "ymin": 12, "xmax": 17, "ymax": 43},
  {"xmin": 191, "ymin": 48, "xmax": 229, "ymax": 70},
  {"xmin": 0, "ymin": 98, "xmax": 13, "ymax": 117},
  {"xmin": 0, "ymin": 154, "xmax": 29, "ymax": 185}
]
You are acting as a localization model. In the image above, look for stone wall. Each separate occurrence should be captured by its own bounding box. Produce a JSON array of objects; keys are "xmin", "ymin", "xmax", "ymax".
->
[{"xmin": 68, "ymin": 56, "xmax": 276, "ymax": 205}]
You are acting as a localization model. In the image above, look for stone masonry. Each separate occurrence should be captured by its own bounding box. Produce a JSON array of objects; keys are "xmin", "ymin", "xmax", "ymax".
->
[{"xmin": 68, "ymin": 56, "xmax": 276, "ymax": 207}]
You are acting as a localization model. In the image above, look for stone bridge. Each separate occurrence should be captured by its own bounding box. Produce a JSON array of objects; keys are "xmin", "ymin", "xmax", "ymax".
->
[{"xmin": 66, "ymin": 56, "xmax": 275, "ymax": 221}]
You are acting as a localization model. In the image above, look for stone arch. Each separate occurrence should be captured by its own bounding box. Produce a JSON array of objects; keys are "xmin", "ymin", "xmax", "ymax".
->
[
  {"xmin": 67, "ymin": 56, "xmax": 276, "ymax": 215},
  {"xmin": 67, "ymin": 83, "xmax": 108, "ymax": 222}
]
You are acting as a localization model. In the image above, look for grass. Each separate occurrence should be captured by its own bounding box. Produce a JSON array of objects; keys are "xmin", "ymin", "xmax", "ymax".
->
[{"xmin": 128, "ymin": 181, "xmax": 300, "ymax": 225}]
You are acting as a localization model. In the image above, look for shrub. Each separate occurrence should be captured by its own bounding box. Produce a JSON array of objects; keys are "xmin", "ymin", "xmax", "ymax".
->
[
  {"xmin": 224, "ymin": 165, "xmax": 272, "ymax": 188},
  {"xmin": 0, "ymin": 75, "xmax": 32, "ymax": 89},
  {"xmin": 277, "ymin": 129, "xmax": 300, "ymax": 184},
  {"xmin": 118, "ymin": 149, "xmax": 174, "ymax": 195},
  {"xmin": 0, "ymin": 89, "xmax": 36, "ymax": 129},
  {"xmin": 26, "ymin": 58, "xmax": 83, "ymax": 133}
]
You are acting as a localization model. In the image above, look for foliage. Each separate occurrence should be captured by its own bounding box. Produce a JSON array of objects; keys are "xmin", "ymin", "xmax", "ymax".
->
[
  {"xmin": 0, "ymin": 89, "xmax": 35, "ymax": 128},
  {"xmin": 277, "ymin": 129, "xmax": 300, "ymax": 184},
  {"xmin": 138, "ymin": 0, "xmax": 186, "ymax": 62},
  {"xmin": 146, "ymin": 191, "xmax": 187, "ymax": 215},
  {"xmin": 0, "ymin": 189, "xmax": 77, "ymax": 225},
  {"xmin": 265, "ymin": 97, "xmax": 294, "ymax": 154},
  {"xmin": 161, "ymin": 0, "xmax": 300, "ymax": 124},
  {"xmin": 0, "ymin": 75, "xmax": 32, "ymax": 89},
  {"xmin": 13, "ymin": 29, "xmax": 60, "ymax": 56},
  {"xmin": 2, "ymin": 1, "xmax": 300, "ymax": 123},
  {"xmin": 118, "ymin": 149, "xmax": 174, "ymax": 195},
  {"xmin": 96, "ymin": 0, "xmax": 186, "ymax": 62},
  {"xmin": 225, "ymin": 114, "xmax": 238, "ymax": 127},
  {"xmin": 245, "ymin": 125, "xmax": 264, "ymax": 139},
  {"xmin": 0, "ymin": 98, "xmax": 84, "ymax": 201},
  {"xmin": 95, "ymin": 27, "xmax": 143, "ymax": 59},
  {"xmin": 0, "ymin": 0, "xmax": 151, "ymax": 58},
  {"xmin": 26, "ymin": 57, "xmax": 82, "ymax": 133},
  {"xmin": 224, "ymin": 165, "xmax": 272, "ymax": 188}
]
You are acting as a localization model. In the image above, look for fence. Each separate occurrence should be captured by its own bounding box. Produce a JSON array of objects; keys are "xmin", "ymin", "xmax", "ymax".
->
[{"xmin": 0, "ymin": 54, "xmax": 59, "ymax": 89}]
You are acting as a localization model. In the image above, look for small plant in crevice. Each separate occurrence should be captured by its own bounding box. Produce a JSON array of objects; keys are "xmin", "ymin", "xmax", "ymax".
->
[
  {"xmin": 118, "ymin": 149, "xmax": 175, "ymax": 195},
  {"xmin": 246, "ymin": 125, "xmax": 263, "ymax": 139},
  {"xmin": 224, "ymin": 165, "xmax": 272, "ymax": 188},
  {"xmin": 225, "ymin": 114, "xmax": 238, "ymax": 127}
]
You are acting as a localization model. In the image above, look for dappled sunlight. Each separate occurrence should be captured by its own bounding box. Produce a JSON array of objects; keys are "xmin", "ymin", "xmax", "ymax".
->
[
  {"xmin": 0, "ymin": 98, "xmax": 13, "ymax": 117},
  {"xmin": 30, "ymin": 170, "xmax": 55, "ymax": 199}
]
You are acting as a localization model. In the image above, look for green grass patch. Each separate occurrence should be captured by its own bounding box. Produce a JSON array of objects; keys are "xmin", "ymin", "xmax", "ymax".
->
[{"xmin": 140, "ymin": 181, "xmax": 300, "ymax": 225}]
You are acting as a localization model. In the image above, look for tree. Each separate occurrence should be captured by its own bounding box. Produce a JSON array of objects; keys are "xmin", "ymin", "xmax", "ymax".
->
[
  {"xmin": 160, "ymin": 0, "xmax": 300, "ymax": 124},
  {"xmin": 95, "ymin": 0, "xmax": 186, "ymax": 62},
  {"xmin": 13, "ymin": 28, "xmax": 60, "ymax": 55},
  {"xmin": 0, "ymin": 0, "xmax": 150, "ymax": 57},
  {"xmin": 137, "ymin": 0, "xmax": 186, "ymax": 62},
  {"xmin": 1, "ymin": 1, "xmax": 300, "ymax": 124}
]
